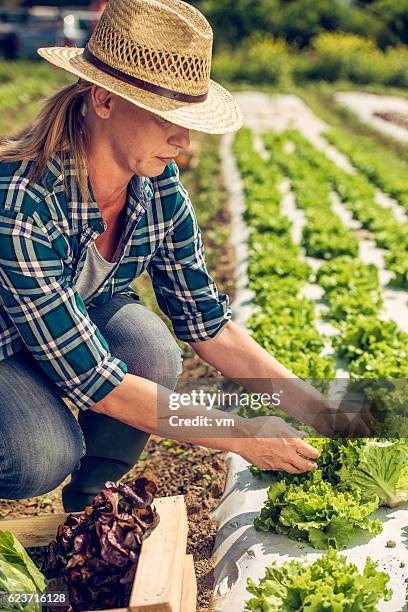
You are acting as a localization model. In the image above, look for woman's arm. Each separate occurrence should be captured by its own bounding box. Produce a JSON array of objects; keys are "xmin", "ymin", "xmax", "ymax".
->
[
  {"xmin": 189, "ymin": 320, "xmax": 351, "ymax": 436},
  {"xmin": 91, "ymin": 372, "xmax": 320, "ymax": 473},
  {"xmin": 0, "ymin": 209, "xmax": 127, "ymax": 411}
]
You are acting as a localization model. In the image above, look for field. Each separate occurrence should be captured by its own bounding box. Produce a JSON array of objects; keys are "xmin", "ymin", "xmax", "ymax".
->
[
  {"xmin": 216, "ymin": 92, "xmax": 408, "ymax": 611},
  {"xmin": 0, "ymin": 60, "xmax": 407, "ymax": 611}
]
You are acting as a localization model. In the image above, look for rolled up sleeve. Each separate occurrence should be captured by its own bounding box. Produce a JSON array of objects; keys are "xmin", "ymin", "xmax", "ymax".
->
[
  {"xmin": 0, "ymin": 211, "xmax": 127, "ymax": 411},
  {"xmin": 147, "ymin": 187, "xmax": 232, "ymax": 342}
]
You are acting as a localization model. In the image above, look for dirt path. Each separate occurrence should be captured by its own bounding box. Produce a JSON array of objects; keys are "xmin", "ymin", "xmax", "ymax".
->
[{"xmin": 335, "ymin": 91, "xmax": 408, "ymax": 143}]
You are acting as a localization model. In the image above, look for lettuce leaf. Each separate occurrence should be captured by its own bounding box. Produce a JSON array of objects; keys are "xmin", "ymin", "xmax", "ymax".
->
[
  {"xmin": 338, "ymin": 438, "xmax": 408, "ymax": 507},
  {"xmin": 0, "ymin": 531, "xmax": 47, "ymax": 612},
  {"xmin": 245, "ymin": 548, "xmax": 392, "ymax": 611},
  {"xmin": 254, "ymin": 472, "xmax": 382, "ymax": 549}
]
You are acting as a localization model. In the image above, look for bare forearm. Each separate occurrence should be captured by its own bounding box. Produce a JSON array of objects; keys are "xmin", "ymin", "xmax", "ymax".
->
[
  {"xmin": 91, "ymin": 372, "xmax": 250, "ymax": 452},
  {"xmin": 191, "ymin": 321, "xmax": 329, "ymax": 426},
  {"xmin": 91, "ymin": 369, "xmax": 321, "ymax": 473},
  {"xmin": 191, "ymin": 320, "xmax": 295, "ymax": 379}
]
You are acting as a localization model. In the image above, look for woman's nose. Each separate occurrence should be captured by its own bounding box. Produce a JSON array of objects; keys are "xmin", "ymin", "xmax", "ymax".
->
[{"xmin": 171, "ymin": 127, "xmax": 190, "ymax": 151}]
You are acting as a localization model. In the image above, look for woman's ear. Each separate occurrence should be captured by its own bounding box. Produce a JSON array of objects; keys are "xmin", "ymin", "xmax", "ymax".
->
[{"xmin": 90, "ymin": 85, "xmax": 115, "ymax": 119}]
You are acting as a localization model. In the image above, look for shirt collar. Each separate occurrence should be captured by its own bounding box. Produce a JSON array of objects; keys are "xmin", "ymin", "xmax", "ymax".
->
[{"xmin": 45, "ymin": 151, "xmax": 154, "ymax": 232}]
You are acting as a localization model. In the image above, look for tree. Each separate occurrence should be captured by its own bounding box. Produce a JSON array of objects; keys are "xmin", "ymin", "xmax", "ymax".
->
[{"xmin": 372, "ymin": 0, "xmax": 408, "ymax": 46}]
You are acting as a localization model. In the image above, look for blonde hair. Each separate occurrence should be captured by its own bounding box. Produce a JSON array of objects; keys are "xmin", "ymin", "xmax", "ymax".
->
[{"xmin": 0, "ymin": 80, "xmax": 93, "ymax": 201}]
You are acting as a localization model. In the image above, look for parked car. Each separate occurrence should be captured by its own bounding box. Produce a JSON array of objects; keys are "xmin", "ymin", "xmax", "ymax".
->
[
  {"xmin": 0, "ymin": 8, "xmax": 102, "ymax": 60},
  {"xmin": 59, "ymin": 10, "xmax": 102, "ymax": 47},
  {"xmin": 0, "ymin": 9, "xmax": 27, "ymax": 60},
  {"xmin": 16, "ymin": 8, "xmax": 61, "ymax": 60}
]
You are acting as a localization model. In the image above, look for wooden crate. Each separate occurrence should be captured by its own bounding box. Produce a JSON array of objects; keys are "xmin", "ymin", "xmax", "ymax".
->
[{"xmin": 0, "ymin": 495, "xmax": 196, "ymax": 612}]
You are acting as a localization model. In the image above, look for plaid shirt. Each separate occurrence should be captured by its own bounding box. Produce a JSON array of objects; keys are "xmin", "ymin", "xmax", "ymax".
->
[{"xmin": 0, "ymin": 153, "xmax": 231, "ymax": 410}]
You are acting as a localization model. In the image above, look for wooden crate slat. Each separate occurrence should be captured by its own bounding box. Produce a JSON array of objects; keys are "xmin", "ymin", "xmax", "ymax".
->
[
  {"xmin": 129, "ymin": 496, "xmax": 188, "ymax": 612},
  {"xmin": 0, "ymin": 511, "xmax": 82, "ymax": 547},
  {"xmin": 180, "ymin": 555, "xmax": 196, "ymax": 612}
]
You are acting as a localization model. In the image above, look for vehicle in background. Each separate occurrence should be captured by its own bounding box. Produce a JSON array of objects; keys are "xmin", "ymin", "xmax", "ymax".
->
[
  {"xmin": 0, "ymin": 9, "xmax": 27, "ymax": 60},
  {"xmin": 0, "ymin": 8, "xmax": 102, "ymax": 60},
  {"xmin": 59, "ymin": 10, "xmax": 102, "ymax": 48},
  {"xmin": 16, "ymin": 7, "xmax": 61, "ymax": 59}
]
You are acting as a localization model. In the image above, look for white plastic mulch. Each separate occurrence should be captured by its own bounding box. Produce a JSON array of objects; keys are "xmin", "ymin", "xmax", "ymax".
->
[{"xmin": 335, "ymin": 91, "xmax": 408, "ymax": 143}]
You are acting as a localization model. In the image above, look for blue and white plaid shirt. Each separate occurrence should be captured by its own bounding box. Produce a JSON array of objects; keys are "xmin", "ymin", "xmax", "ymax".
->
[{"xmin": 0, "ymin": 153, "xmax": 231, "ymax": 410}]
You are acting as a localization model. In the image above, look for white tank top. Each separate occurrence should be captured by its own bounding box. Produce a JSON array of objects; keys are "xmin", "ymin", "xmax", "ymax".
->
[{"xmin": 75, "ymin": 237, "xmax": 123, "ymax": 302}]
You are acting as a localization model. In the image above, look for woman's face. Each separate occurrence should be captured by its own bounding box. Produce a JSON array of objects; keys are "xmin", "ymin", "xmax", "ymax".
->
[{"xmin": 87, "ymin": 86, "xmax": 191, "ymax": 177}]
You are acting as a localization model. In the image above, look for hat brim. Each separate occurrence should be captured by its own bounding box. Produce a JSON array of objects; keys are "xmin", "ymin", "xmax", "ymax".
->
[{"xmin": 37, "ymin": 47, "xmax": 243, "ymax": 134}]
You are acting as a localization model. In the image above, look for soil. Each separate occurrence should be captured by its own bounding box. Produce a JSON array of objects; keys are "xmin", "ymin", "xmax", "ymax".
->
[
  {"xmin": 374, "ymin": 110, "xmax": 408, "ymax": 131},
  {"xmin": 0, "ymin": 180, "xmax": 236, "ymax": 612},
  {"xmin": 334, "ymin": 91, "xmax": 408, "ymax": 143},
  {"xmin": 127, "ymin": 437, "xmax": 228, "ymax": 612}
]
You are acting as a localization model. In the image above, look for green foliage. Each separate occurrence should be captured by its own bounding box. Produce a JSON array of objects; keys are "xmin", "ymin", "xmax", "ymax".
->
[
  {"xmin": 325, "ymin": 129, "xmax": 408, "ymax": 215},
  {"xmin": 0, "ymin": 531, "xmax": 47, "ymax": 611},
  {"xmin": 299, "ymin": 33, "xmax": 408, "ymax": 86},
  {"xmin": 245, "ymin": 548, "xmax": 392, "ymax": 611},
  {"xmin": 0, "ymin": 61, "xmax": 73, "ymax": 137},
  {"xmin": 323, "ymin": 129, "xmax": 408, "ymax": 288},
  {"xmin": 274, "ymin": 126, "xmax": 408, "ymax": 289},
  {"xmin": 210, "ymin": 28, "xmax": 408, "ymax": 87},
  {"xmin": 261, "ymin": 127, "xmax": 408, "ymax": 378},
  {"xmin": 316, "ymin": 257, "xmax": 382, "ymax": 321},
  {"xmin": 212, "ymin": 34, "xmax": 293, "ymax": 87},
  {"xmin": 263, "ymin": 131, "xmax": 360, "ymax": 261},
  {"xmin": 339, "ymin": 438, "xmax": 408, "ymax": 507},
  {"xmin": 194, "ymin": 0, "xmax": 382, "ymax": 50},
  {"xmin": 212, "ymin": 26, "xmax": 408, "ymax": 88},
  {"xmin": 372, "ymin": 0, "xmax": 408, "ymax": 47},
  {"xmin": 249, "ymin": 437, "xmax": 343, "ymax": 486},
  {"xmin": 254, "ymin": 471, "xmax": 382, "ymax": 549},
  {"xmin": 334, "ymin": 316, "xmax": 408, "ymax": 377}
]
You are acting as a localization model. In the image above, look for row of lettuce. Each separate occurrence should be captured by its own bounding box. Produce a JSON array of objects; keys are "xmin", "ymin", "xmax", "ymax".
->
[
  {"xmin": 234, "ymin": 127, "xmax": 408, "ymax": 382},
  {"xmin": 290, "ymin": 128, "xmax": 408, "ymax": 290},
  {"xmin": 263, "ymin": 129, "xmax": 408, "ymax": 379},
  {"xmin": 233, "ymin": 128, "xmax": 408, "ymax": 610},
  {"xmin": 232, "ymin": 128, "xmax": 336, "ymax": 388}
]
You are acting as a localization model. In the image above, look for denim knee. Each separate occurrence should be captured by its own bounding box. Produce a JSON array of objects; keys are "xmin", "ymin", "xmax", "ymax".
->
[
  {"xmin": 0, "ymin": 432, "xmax": 85, "ymax": 500},
  {"xmin": 130, "ymin": 320, "xmax": 183, "ymax": 390},
  {"xmin": 89, "ymin": 297, "xmax": 183, "ymax": 390},
  {"xmin": 0, "ymin": 401, "xmax": 86, "ymax": 500}
]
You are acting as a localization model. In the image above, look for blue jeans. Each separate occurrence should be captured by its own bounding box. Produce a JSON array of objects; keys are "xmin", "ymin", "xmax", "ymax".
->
[{"xmin": 0, "ymin": 295, "xmax": 183, "ymax": 511}]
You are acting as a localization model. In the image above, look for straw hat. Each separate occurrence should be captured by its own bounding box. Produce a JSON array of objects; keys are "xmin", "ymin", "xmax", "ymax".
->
[{"xmin": 37, "ymin": 0, "xmax": 243, "ymax": 134}]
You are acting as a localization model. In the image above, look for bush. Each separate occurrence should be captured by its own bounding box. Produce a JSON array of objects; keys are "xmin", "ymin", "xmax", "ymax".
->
[
  {"xmin": 242, "ymin": 35, "xmax": 293, "ymax": 85},
  {"xmin": 212, "ymin": 31, "xmax": 408, "ymax": 88},
  {"xmin": 295, "ymin": 32, "xmax": 408, "ymax": 86},
  {"xmin": 302, "ymin": 33, "xmax": 379, "ymax": 83},
  {"xmin": 212, "ymin": 35, "xmax": 293, "ymax": 86}
]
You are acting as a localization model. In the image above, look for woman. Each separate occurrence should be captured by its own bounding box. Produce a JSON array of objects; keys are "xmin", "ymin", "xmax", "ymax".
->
[{"xmin": 0, "ymin": 0, "xmax": 357, "ymax": 513}]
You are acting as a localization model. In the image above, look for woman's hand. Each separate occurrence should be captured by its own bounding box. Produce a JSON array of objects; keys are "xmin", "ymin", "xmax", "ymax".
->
[{"xmin": 231, "ymin": 416, "xmax": 320, "ymax": 473}]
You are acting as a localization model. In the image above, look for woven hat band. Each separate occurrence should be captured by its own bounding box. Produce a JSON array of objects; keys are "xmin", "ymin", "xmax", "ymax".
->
[{"xmin": 83, "ymin": 47, "xmax": 209, "ymax": 103}]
